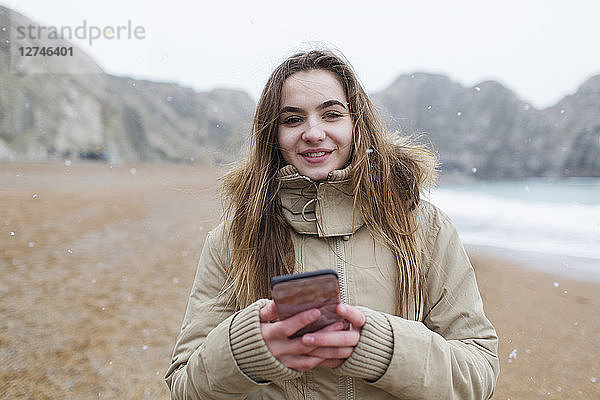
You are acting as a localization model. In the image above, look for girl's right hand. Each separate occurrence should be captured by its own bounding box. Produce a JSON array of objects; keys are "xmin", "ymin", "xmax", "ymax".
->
[{"xmin": 259, "ymin": 301, "xmax": 337, "ymax": 371}]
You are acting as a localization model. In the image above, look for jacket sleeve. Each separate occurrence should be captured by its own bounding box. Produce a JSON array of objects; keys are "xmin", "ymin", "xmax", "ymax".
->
[
  {"xmin": 165, "ymin": 223, "xmax": 300, "ymax": 399},
  {"xmin": 336, "ymin": 204, "xmax": 499, "ymax": 399}
]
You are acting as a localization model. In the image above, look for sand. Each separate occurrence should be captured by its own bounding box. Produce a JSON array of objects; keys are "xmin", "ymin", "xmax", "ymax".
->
[{"xmin": 1, "ymin": 161, "xmax": 598, "ymax": 399}]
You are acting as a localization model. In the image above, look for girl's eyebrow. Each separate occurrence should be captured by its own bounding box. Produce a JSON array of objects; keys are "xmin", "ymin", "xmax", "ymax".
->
[
  {"xmin": 279, "ymin": 99, "xmax": 347, "ymax": 114},
  {"xmin": 279, "ymin": 105, "xmax": 303, "ymax": 114},
  {"xmin": 317, "ymin": 100, "xmax": 347, "ymax": 110}
]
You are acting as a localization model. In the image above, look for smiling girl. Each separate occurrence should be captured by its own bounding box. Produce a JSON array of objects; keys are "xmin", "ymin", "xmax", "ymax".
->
[{"xmin": 166, "ymin": 49, "xmax": 499, "ymax": 400}]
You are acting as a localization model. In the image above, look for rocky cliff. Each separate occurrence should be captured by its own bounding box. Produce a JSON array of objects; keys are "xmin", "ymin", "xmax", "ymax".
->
[
  {"xmin": 0, "ymin": 6, "xmax": 254, "ymax": 164},
  {"xmin": 372, "ymin": 73, "xmax": 600, "ymax": 178}
]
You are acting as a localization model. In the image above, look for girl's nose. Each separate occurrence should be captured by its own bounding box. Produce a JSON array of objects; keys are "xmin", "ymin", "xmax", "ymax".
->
[{"xmin": 302, "ymin": 119, "xmax": 326, "ymax": 142}]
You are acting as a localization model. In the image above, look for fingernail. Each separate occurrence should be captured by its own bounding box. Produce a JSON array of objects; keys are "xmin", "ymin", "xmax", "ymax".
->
[
  {"xmin": 311, "ymin": 309, "xmax": 321, "ymax": 319},
  {"xmin": 339, "ymin": 304, "xmax": 346, "ymax": 313},
  {"xmin": 304, "ymin": 335, "xmax": 315, "ymax": 344}
]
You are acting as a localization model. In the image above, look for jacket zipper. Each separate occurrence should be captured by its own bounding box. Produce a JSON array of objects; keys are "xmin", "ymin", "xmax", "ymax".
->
[{"xmin": 335, "ymin": 236, "xmax": 355, "ymax": 400}]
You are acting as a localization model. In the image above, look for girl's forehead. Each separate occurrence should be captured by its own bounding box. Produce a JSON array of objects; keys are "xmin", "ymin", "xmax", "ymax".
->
[{"xmin": 281, "ymin": 70, "xmax": 347, "ymax": 106}]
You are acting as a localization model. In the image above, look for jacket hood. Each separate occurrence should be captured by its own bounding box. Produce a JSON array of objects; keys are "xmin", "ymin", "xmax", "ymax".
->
[
  {"xmin": 277, "ymin": 164, "xmax": 364, "ymax": 237},
  {"xmin": 276, "ymin": 137, "xmax": 438, "ymax": 237}
]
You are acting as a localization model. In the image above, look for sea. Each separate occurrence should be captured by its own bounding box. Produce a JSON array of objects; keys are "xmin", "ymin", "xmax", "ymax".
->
[{"xmin": 425, "ymin": 178, "xmax": 600, "ymax": 281}]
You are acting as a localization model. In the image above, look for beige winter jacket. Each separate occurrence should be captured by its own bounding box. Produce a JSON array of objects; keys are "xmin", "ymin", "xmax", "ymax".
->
[{"xmin": 165, "ymin": 165, "xmax": 499, "ymax": 399}]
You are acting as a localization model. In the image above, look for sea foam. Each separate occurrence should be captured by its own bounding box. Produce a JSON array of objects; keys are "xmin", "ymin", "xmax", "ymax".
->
[{"xmin": 427, "ymin": 183, "xmax": 600, "ymax": 262}]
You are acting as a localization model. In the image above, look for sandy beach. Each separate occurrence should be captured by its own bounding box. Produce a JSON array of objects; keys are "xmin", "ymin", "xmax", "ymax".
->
[{"xmin": 1, "ymin": 161, "xmax": 598, "ymax": 399}]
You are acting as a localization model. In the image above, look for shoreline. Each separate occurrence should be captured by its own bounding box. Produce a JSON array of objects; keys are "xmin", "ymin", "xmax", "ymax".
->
[{"xmin": 466, "ymin": 244, "xmax": 600, "ymax": 283}]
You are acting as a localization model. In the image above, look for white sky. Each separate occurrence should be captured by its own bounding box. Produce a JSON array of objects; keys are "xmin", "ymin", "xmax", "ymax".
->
[{"xmin": 3, "ymin": 0, "xmax": 600, "ymax": 108}]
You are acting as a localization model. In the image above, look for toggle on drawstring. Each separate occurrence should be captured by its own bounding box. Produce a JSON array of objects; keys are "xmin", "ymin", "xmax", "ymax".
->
[
  {"xmin": 301, "ymin": 198, "xmax": 317, "ymax": 222},
  {"xmin": 300, "ymin": 175, "xmax": 319, "ymax": 223}
]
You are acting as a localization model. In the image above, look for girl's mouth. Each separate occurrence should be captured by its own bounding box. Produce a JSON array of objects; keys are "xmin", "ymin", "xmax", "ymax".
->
[
  {"xmin": 300, "ymin": 150, "xmax": 333, "ymax": 163},
  {"xmin": 303, "ymin": 151, "xmax": 329, "ymax": 158}
]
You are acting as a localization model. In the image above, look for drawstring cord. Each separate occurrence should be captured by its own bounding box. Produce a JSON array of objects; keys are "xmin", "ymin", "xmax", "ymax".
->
[
  {"xmin": 300, "ymin": 176, "xmax": 319, "ymax": 222},
  {"xmin": 301, "ymin": 198, "xmax": 317, "ymax": 222}
]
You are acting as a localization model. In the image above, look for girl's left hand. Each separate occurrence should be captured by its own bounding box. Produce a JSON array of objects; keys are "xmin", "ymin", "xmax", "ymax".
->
[{"xmin": 301, "ymin": 303, "xmax": 366, "ymax": 368}]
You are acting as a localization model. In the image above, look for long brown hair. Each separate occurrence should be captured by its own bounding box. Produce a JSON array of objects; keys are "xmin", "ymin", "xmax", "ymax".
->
[{"xmin": 221, "ymin": 49, "xmax": 437, "ymax": 317}]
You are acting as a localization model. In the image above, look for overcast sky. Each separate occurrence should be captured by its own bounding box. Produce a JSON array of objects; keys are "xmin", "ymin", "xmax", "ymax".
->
[{"xmin": 4, "ymin": 0, "xmax": 600, "ymax": 108}]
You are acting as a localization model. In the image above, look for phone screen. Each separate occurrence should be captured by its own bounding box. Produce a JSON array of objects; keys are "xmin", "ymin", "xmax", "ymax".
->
[{"xmin": 270, "ymin": 269, "xmax": 344, "ymax": 338}]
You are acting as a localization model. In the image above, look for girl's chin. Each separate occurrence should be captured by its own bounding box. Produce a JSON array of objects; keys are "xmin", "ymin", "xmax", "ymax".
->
[
  {"xmin": 297, "ymin": 166, "xmax": 331, "ymax": 181},
  {"xmin": 288, "ymin": 154, "xmax": 349, "ymax": 180}
]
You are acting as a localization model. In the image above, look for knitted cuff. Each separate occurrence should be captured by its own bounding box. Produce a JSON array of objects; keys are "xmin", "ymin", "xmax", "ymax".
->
[
  {"xmin": 229, "ymin": 299, "xmax": 303, "ymax": 383},
  {"xmin": 334, "ymin": 307, "xmax": 394, "ymax": 382}
]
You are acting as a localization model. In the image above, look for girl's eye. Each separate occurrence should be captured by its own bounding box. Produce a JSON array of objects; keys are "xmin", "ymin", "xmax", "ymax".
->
[
  {"xmin": 282, "ymin": 116, "xmax": 303, "ymax": 125},
  {"xmin": 323, "ymin": 111, "xmax": 343, "ymax": 120}
]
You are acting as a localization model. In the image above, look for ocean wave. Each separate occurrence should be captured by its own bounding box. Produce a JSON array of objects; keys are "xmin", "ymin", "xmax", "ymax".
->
[{"xmin": 427, "ymin": 189, "xmax": 600, "ymax": 260}]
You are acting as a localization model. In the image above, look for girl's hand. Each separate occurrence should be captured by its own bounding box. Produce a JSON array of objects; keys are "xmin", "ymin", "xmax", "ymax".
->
[
  {"xmin": 259, "ymin": 302, "xmax": 366, "ymax": 371},
  {"xmin": 259, "ymin": 301, "xmax": 325, "ymax": 371},
  {"xmin": 302, "ymin": 303, "xmax": 366, "ymax": 368}
]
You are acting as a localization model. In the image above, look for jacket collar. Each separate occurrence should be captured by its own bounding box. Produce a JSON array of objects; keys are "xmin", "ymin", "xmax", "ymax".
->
[{"xmin": 277, "ymin": 164, "xmax": 364, "ymax": 237}]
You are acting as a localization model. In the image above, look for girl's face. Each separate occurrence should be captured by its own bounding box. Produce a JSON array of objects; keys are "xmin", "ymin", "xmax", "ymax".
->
[{"xmin": 277, "ymin": 69, "xmax": 353, "ymax": 181}]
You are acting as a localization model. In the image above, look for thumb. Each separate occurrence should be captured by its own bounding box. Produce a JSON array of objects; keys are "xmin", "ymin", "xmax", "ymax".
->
[{"xmin": 259, "ymin": 301, "xmax": 278, "ymax": 322}]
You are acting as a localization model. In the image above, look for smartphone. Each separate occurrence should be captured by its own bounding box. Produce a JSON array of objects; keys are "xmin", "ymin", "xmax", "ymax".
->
[{"xmin": 270, "ymin": 269, "xmax": 345, "ymax": 338}]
